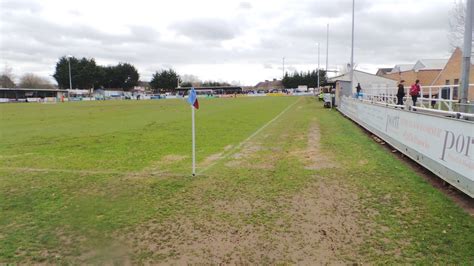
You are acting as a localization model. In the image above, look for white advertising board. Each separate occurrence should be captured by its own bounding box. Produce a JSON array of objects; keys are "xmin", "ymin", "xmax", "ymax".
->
[{"xmin": 339, "ymin": 97, "xmax": 474, "ymax": 197}]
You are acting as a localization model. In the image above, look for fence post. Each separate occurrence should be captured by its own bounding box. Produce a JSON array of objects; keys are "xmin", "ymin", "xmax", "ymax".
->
[
  {"xmin": 420, "ymin": 86, "xmax": 424, "ymax": 108},
  {"xmin": 429, "ymin": 87, "xmax": 432, "ymax": 109},
  {"xmin": 449, "ymin": 85, "xmax": 454, "ymax": 111},
  {"xmin": 438, "ymin": 90, "xmax": 442, "ymax": 110}
]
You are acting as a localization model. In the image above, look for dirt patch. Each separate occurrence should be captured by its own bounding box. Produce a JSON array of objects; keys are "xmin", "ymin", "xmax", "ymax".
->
[
  {"xmin": 197, "ymin": 145, "xmax": 235, "ymax": 170},
  {"xmin": 125, "ymin": 217, "xmax": 266, "ymax": 264},
  {"xmin": 201, "ymin": 152, "xmax": 224, "ymax": 167},
  {"xmin": 212, "ymin": 198, "xmax": 267, "ymax": 217},
  {"xmin": 270, "ymin": 178, "xmax": 371, "ymax": 264},
  {"xmin": 225, "ymin": 142, "xmax": 275, "ymax": 169},
  {"xmin": 232, "ymin": 143, "xmax": 261, "ymax": 159},
  {"xmin": 292, "ymin": 123, "xmax": 337, "ymax": 170},
  {"xmin": 124, "ymin": 178, "xmax": 371, "ymax": 264},
  {"xmin": 160, "ymin": 154, "xmax": 187, "ymax": 163},
  {"xmin": 126, "ymin": 154, "xmax": 187, "ymax": 179}
]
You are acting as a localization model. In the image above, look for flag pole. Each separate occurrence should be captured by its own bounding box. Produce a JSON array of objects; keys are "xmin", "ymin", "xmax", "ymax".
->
[{"xmin": 191, "ymin": 105, "xmax": 196, "ymax": 176}]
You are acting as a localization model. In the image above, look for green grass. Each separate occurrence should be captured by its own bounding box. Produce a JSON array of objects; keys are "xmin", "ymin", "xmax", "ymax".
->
[
  {"xmin": 315, "ymin": 108, "xmax": 474, "ymax": 263},
  {"xmin": 0, "ymin": 98, "xmax": 294, "ymax": 171},
  {"xmin": 0, "ymin": 96, "xmax": 473, "ymax": 264}
]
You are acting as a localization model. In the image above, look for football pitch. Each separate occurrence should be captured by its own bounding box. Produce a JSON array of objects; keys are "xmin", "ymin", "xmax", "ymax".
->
[{"xmin": 0, "ymin": 96, "xmax": 473, "ymax": 264}]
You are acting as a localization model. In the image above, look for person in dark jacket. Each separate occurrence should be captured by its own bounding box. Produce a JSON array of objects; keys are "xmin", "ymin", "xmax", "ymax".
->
[
  {"xmin": 356, "ymin": 83, "xmax": 362, "ymax": 98},
  {"xmin": 396, "ymin": 80, "xmax": 405, "ymax": 105}
]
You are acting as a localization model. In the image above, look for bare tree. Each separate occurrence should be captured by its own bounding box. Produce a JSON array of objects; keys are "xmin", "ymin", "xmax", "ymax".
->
[
  {"xmin": 19, "ymin": 73, "xmax": 54, "ymax": 89},
  {"xmin": 0, "ymin": 64, "xmax": 16, "ymax": 88},
  {"xmin": 340, "ymin": 62, "xmax": 358, "ymax": 74},
  {"xmin": 180, "ymin": 74, "xmax": 202, "ymax": 86},
  {"xmin": 448, "ymin": 0, "xmax": 466, "ymax": 49}
]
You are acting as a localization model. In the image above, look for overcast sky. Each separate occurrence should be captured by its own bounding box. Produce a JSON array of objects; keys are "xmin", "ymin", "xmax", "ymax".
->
[{"xmin": 0, "ymin": 0, "xmax": 458, "ymax": 86}]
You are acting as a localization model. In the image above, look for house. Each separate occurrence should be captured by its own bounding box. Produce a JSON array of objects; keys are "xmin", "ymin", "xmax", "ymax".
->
[
  {"xmin": 376, "ymin": 47, "xmax": 474, "ymax": 100},
  {"xmin": 430, "ymin": 47, "xmax": 474, "ymax": 100},
  {"xmin": 391, "ymin": 64, "xmax": 415, "ymax": 73},
  {"xmin": 375, "ymin": 68, "xmax": 393, "ymax": 76},
  {"xmin": 382, "ymin": 59, "xmax": 447, "ymax": 86}
]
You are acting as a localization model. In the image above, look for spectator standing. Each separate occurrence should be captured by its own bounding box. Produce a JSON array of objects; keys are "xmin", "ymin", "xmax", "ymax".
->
[
  {"xmin": 410, "ymin": 79, "xmax": 421, "ymax": 107},
  {"xmin": 356, "ymin": 83, "xmax": 362, "ymax": 98},
  {"xmin": 396, "ymin": 80, "xmax": 405, "ymax": 105}
]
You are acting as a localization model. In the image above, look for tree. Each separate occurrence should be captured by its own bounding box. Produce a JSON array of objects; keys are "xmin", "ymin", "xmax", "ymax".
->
[
  {"xmin": 201, "ymin": 81, "xmax": 230, "ymax": 86},
  {"xmin": 180, "ymin": 74, "xmax": 201, "ymax": 86},
  {"xmin": 109, "ymin": 63, "xmax": 139, "ymax": 90},
  {"xmin": 180, "ymin": 81, "xmax": 193, "ymax": 87},
  {"xmin": 54, "ymin": 56, "xmax": 140, "ymax": 90},
  {"xmin": 0, "ymin": 75, "xmax": 15, "ymax": 88},
  {"xmin": 449, "ymin": 0, "xmax": 466, "ymax": 48},
  {"xmin": 53, "ymin": 56, "xmax": 101, "ymax": 89},
  {"xmin": 150, "ymin": 69, "xmax": 179, "ymax": 92},
  {"xmin": 1, "ymin": 65, "xmax": 16, "ymax": 88},
  {"xmin": 282, "ymin": 69, "xmax": 327, "ymax": 88},
  {"xmin": 75, "ymin": 58, "xmax": 101, "ymax": 89},
  {"xmin": 53, "ymin": 56, "xmax": 77, "ymax": 89},
  {"xmin": 19, "ymin": 73, "xmax": 54, "ymax": 89}
]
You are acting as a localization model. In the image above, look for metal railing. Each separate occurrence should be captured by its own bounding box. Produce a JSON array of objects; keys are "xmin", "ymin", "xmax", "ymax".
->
[{"xmin": 359, "ymin": 84, "xmax": 473, "ymax": 113}]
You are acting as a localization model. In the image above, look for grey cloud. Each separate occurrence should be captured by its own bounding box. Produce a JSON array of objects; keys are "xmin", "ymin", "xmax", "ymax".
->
[
  {"xmin": 263, "ymin": 63, "xmax": 273, "ymax": 69},
  {"xmin": 0, "ymin": 0, "xmax": 456, "ymax": 85},
  {"xmin": 0, "ymin": 0, "xmax": 42, "ymax": 13},
  {"xmin": 303, "ymin": 0, "xmax": 374, "ymax": 19},
  {"xmin": 1, "ymin": 9, "xmax": 159, "ymax": 49},
  {"xmin": 171, "ymin": 18, "xmax": 240, "ymax": 41},
  {"xmin": 68, "ymin": 9, "xmax": 82, "ymax": 16},
  {"xmin": 239, "ymin": 2, "xmax": 252, "ymax": 9},
  {"xmin": 273, "ymin": 1, "xmax": 451, "ymax": 70}
]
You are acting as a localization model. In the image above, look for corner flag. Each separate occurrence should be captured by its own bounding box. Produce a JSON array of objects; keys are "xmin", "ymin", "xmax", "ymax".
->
[
  {"xmin": 187, "ymin": 88, "xmax": 199, "ymax": 176},
  {"xmin": 187, "ymin": 88, "xmax": 199, "ymax": 109}
]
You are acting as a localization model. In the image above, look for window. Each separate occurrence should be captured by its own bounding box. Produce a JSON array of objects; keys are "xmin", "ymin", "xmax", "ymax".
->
[
  {"xmin": 442, "ymin": 80, "xmax": 450, "ymax": 99},
  {"xmin": 454, "ymin": 79, "xmax": 459, "ymax": 98}
]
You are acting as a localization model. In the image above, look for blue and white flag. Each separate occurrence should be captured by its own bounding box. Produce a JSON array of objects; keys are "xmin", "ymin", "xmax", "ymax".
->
[{"xmin": 187, "ymin": 88, "xmax": 199, "ymax": 109}]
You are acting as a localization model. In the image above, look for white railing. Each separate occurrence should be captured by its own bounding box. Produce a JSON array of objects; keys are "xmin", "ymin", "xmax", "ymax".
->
[{"xmin": 359, "ymin": 84, "xmax": 473, "ymax": 112}]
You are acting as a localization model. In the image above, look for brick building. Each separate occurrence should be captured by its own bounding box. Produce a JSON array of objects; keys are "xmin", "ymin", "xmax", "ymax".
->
[
  {"xmin": 431, "ymin": 47, "xmax": 474, "ymax": 100},
  {"xmin": 380, "ymin": 59, "xmax": 447, "ymax": 86},
  {"xmin": 377, "ymin": 48, "xmax": 474, "ymax": 100}
]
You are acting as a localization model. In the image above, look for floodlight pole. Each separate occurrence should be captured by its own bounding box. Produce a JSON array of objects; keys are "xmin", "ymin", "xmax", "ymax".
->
[
  {"xmin": 350, "ymin": 0, "xmax": 355, "ymax": 93},
  {"xmin": 326, "ymin": 24, "xmax": 329, "ymax": 72},
  {"xmin": 317, "ymin": 42, "xmax": 320, "ymax": 89},
  {"xmin": 68, "ymin": 56, "xmax": 72, "ymax": 90},
  {"xmin": 67, "ymin": 55, "xmax": 73, "ymax": 101},
  {"xmin": 460, "ymin": 0, "xmax": 473, "ymax": 113},
  {"xmin": 282, "ymin": 57, "xmax": 285, "ymax": 79}
]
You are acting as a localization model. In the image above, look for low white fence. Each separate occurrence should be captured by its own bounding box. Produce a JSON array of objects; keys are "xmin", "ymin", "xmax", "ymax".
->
[
  {"xmin": 338, "ymin": 96, "xmax": 474, "ymax": 198},
  {"xmin": 360, "ymin": 84, "xmax": 474, "ymax": 112}
]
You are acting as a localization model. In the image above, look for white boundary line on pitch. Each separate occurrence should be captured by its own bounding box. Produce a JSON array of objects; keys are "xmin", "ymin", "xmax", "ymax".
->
[
  {"xmin": 197, "ymin": 97, "xmax": 302, "ymax": 175},
  {"xmin": 0, "ymin": 167, "xmax": 129, "ymax": 175},
  {"xmin": 0, "ymin": 167, "xmax": 190, "ymax": 178}
]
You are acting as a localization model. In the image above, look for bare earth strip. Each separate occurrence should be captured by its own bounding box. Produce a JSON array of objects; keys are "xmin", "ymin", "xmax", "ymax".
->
[{"xmin": 122, "ymin": 103, "xmax": 373, "ymax": 264}]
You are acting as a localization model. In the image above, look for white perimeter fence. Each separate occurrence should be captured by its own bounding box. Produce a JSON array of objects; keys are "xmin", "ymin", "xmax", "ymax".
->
[{"xmin": 360, "ymin": 84, "xmax": 474, "ymax": 114}]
